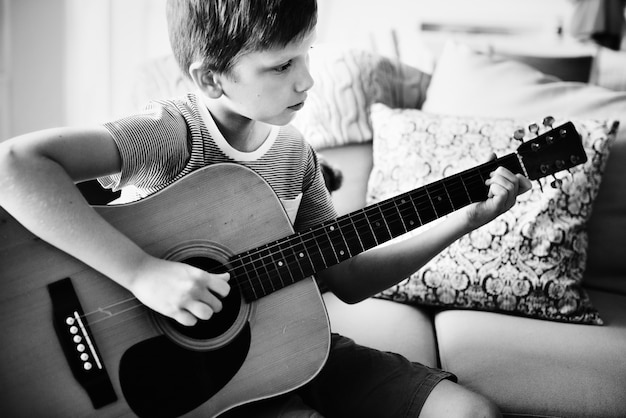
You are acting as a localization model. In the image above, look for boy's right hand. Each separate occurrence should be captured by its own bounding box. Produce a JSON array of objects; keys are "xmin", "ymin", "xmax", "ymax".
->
[{"xmin": 128, "ymin": 256, "xmax": 231, "ymax": 326}]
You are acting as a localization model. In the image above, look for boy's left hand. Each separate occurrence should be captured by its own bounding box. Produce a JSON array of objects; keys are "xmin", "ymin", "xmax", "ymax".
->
[{"xmin": 464, "ymin": 154, "xmax": 532, "ymax": 229}]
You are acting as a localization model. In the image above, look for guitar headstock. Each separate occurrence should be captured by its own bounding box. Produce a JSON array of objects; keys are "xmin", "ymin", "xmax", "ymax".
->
[{"xmin": 516, "ymin": 120, "xmax": 587, "ymax": 181}]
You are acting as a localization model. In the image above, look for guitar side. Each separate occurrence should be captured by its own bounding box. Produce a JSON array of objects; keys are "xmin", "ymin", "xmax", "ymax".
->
[{"xmin": 0, "ymin": 163, "xmax": 330, "ymax": 417}]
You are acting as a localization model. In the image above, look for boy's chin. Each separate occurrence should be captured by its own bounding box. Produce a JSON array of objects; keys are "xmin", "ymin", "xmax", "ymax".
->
[{"xmin": 267, "ymin": 112, "xmax": 298, "ymax": 127}]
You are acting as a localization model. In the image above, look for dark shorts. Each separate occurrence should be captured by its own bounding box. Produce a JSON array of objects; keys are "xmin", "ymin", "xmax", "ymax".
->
[
  {"xmin": 224, "ymin": 333, "xmax": 456, "ymax": 418},
  {"xmin": 297, "ymin": 333, "xmax": 457, "ymax": 417}
]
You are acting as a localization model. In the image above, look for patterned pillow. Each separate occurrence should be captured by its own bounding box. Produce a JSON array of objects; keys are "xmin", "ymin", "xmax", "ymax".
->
[
  {"xmin": 291, "ymin": 45, "xmax": 431, "ymax": 149},
  {"xmin": 367, "ymin": 104, "xmax": 618, "ymax": 324}
]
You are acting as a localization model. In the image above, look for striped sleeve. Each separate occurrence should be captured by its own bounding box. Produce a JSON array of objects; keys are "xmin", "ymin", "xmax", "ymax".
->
[{"xmin": 99, "ymin": 101, "xmax": 191, "ymax": 193}]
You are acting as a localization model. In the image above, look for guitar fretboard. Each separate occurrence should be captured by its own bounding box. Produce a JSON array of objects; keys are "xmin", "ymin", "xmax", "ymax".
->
[{"xmin": 229, "ymin": 153, "xmax": 523, "ymax": 301}]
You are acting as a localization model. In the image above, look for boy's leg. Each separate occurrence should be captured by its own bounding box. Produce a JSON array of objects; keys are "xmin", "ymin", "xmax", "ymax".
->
[
  {"xmin": 420, "ymin": 379, "xmax": 502, "ymax": 418},
  {"xmin": 296, "ymin": 334, "xmax": 457, "ymax": 417},
  {"xmin": 221, "ymin": 393, "xmax": 322, "ymax": 418}
]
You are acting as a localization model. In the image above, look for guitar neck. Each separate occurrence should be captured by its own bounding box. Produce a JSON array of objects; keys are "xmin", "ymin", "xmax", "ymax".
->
[{"xmin": 230, "ymin": 153, "xmax": 523, "ymax": 302}]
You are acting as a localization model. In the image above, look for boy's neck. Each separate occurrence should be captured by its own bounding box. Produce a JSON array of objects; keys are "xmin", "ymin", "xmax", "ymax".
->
[
  {"xmin": 205, "ymin": 102, "xmax": 271, "ymax": 153},
  {"xmin": 217, "ymin": 119, "xmax": 271, "ymax": 153}
]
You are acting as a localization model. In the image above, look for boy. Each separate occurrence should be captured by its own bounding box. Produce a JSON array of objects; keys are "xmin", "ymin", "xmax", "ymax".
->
[{"xmin": 0, "ymin": 0, "xmax": 530, "ymax": 416}]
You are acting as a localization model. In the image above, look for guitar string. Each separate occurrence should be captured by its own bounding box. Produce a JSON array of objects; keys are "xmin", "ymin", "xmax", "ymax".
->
[
  {"xmin": 80, "ymin": 158, "xmax": 509, "ymax": 324},
  {"xmin": 233, "ymin": 159, "xmax": 504, "ymax": 291}
]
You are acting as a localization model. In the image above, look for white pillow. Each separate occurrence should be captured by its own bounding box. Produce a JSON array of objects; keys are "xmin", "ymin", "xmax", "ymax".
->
[{"xmin": 422, "ymin": 41, "xmax": 626, "ymax": 123}]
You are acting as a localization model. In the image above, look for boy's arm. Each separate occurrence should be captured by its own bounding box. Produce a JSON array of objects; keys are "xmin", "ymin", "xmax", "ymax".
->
[
  {"xmin": 319, "ymin": 164, "xmax": 531, "ymax": 303},
  {"xmin": 0, "ymin": 127, "xmax": 229, "ymax": 325}
]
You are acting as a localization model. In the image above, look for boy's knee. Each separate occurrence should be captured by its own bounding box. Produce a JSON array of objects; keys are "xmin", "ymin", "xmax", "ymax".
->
[
  {"xmin": 460, "ymin": 393, "xmax": 501, "ymax": 418},
  {"xmin": 420, "ymin": 380, "xmax": 501, "ymax": 418}
]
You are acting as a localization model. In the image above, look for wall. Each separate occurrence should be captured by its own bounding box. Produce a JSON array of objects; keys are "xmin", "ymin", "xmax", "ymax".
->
[
  {"xmin": 3, "ymin": 0, "xmax": 574, "ymax": 141},
  {"xmin": 2, "ymin": 0, "xmax": 169, "ymax": 140},
  {"xmin": 3, "ymin": 0, "xmax": 66, "ymax": 139}
]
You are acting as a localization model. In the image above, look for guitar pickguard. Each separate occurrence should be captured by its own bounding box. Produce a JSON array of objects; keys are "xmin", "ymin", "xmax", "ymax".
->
[{"xmin": 120, "ymin": 324, "xmax": 251, "ymax": 418}]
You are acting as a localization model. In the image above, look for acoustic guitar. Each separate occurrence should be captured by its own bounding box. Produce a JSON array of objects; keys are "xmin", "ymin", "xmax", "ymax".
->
[{"xmin": 0, "ymin": 121, "xmax": 586, "ymax": 417}]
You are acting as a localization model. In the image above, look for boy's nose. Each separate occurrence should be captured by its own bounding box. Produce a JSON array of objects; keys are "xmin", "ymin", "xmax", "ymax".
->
[{"xmin": 295, "ymin": 66, "xmax": 314, "ymax": 93}]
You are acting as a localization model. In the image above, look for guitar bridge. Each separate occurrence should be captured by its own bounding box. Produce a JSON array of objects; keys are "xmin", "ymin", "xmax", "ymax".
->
[{"xmin": 48, "ymin": 278, "xmax": 117, "ymax": 409}]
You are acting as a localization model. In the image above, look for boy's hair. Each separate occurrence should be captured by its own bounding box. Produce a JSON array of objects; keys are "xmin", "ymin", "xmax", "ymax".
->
[{"xmin": 166, "ymin": 0, "xmax": 318, "ymax": 78}]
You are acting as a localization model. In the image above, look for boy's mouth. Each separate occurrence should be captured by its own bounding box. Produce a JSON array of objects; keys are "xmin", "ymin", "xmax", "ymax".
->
[{"xmin": 288, "ymin": 102, "xmax": 305, "ymax": 111}]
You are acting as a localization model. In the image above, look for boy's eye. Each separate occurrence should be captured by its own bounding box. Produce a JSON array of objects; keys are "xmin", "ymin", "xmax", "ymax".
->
[{"xmin": 274, "ymin": 61, "xmax": 292, "ymax": 73}]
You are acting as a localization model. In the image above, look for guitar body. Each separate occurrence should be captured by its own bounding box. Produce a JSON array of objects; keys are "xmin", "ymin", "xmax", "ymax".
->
[{"xmin": 0, "ymin": 163, "xmax": 330, "ymax": 417}]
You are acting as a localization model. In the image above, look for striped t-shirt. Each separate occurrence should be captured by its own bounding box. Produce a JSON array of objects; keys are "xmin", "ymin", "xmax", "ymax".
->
[{"xmin": 99, "ymin": 93, "xmax": 337, "ymax": 232}]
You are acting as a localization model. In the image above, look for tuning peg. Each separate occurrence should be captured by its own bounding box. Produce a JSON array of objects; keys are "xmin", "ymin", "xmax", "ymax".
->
[
  {"xmin": 528, "ymin": 123, "xmax": 539, "ymax": 135},
  {"xmin": 513, "ymin": 128, "xmax": 525, "ymax": 142},
  {"xmin": 550, "ymin": 175, "xmax": 563, "ymax": 188},
  {"xmin": 543, "ymin": 116, "xmax": 555, "ymax": 128}
]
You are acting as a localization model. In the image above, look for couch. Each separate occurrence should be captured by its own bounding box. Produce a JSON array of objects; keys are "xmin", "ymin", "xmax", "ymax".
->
[
  {"xmin": 122, "ymin": 39, "xmax": 626, "ymax": 417},
  {"xmin": 309, "ymin": 42, "xmax": 626, "ymax": 418}
]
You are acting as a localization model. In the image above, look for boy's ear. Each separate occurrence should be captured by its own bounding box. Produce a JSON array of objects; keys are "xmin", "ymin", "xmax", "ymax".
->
[{"xmin": 189, "ymin": 62, "xmax": 223, "ymax": 98}]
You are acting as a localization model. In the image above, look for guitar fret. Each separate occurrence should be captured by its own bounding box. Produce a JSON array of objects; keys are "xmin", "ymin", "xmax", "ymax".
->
[
  {"xmin": 396, "ymin": 196, "xmax": 413, "ymax": 231},
  {"xmin": 285, "ymin": 239, "xmax": 308, "ymax": 280},
  {"xmin": 345, "ymin": 214, "xmax": 366, "ymax": 254},
  {"xmin": 446, "ymin": 177, "xmax": 472, "ymax": 209},
  {"xmin": 388, "ymin": 198, "xmax": 408, "ymax": 236},
  {"xmin": 350, "ymin": 210, "xmax": 378, "ymax": 250},
  {"xmin": 255, "ymin": 248, "xmax": 274, "ymax": 294},
  {"xmin": 426, "ymin": 183, "xmax": 453, "ymax": 217},
  {"xmin": 440, "ymin": 180, "xmax": 455, "ymax": 210},
  {"xmin": 364, "ymin": 206, "xmax": 388, "ymax": 244},
  {"xmin": 296, "ymin": 235, "xmax": 316, "ymax": 277},
  {"xmin": 364, "ymin": 206, "xmax": 387, "ymax": 245},
  {"xmin": 411, "ymin": 188, "xmax": 437, "ymax": 224},
  {"xmin": 232, "ymin": 255, "xmax": 260, "ymax": 301},
  {"xmin": 302, "ymin": 232, "xmax": 327, "ymax": 272},
  {"xmin": 312, "ymin": 227, "xmax": 333, "ymax": 268},
  {"xmin": 322, "ymin": 222, "xmax": 350, "ymax": 263},
  {"xmin": 271, "ymin": 245, "xmax": 292, "ymax": 288},
  {"xmin": 459, "ymin": 175, "xmax": 472, "ymax": 202},
  {"xmin": 378, "ymin": 205, "xmax": 394, "ymax": 238},
  {"xmin": 408, "ymin": 193, "xmax": 424, "ymax": 227},
  {"xmin": 336, "ymin": 217, "xmax": 360, "ymax": 258}
]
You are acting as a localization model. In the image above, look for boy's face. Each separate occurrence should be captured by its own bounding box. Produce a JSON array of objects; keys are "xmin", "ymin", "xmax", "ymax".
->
[{"xmin": 211, "ymin": 29, "xmax": 316, "ymax": 126}]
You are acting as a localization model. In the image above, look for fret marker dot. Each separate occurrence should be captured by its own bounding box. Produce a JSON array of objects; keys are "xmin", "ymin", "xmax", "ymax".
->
[
  {"xmin": 339, "ymin": 250, "xmax": 345, "ymax": 256},
  {"xmin": 278, "ymin": 261, "xmax": 284, "ymax": 267},
  {"xmin": 299, "ymin": 253, "xmax": 304, "ymax": 258},
  {"xmin": 409, "ymin": 220, "xmax": 414, "ymax": 225},
  {"xmin": 375, "ymin": 222, "xmax": 380, "ymax": 227},
  {"xmin": 437, "ymin": 196, "xmax": 442, "ymax": 202},
  {"xmin": 329, "ymin": 225, "xmax": 335, "ymax": 231}
]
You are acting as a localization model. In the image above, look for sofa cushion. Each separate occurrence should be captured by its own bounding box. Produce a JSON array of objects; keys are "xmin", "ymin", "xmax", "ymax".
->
[
  {"xmin": 366, "ymin": 104, "xmax": 617, "ymax": 324},
  {"xmin": 421, "ymin": 41, "xmax": 626, "ymax": 295},
  {"xmin": 291, "ymin": 45, "xmax": 431, "ymax": 149},
  {"xmin": 322, "ymin": 293, "xmax": 439, "ymax": 367},
  {"xmin": 318, "ymin": 143, "xmax": 373, "ymax": 216},
  {"xmin": 433, "ymin": 289, "xmax": 626, "ymax": 417}
]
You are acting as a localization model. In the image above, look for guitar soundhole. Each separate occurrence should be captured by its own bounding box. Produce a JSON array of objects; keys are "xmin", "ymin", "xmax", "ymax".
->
[
  {"xmin": 152, "ymin": 256, "xmax": 251, "ymax": 351},
  {"xmin": 171, "ymin": 257, "xmax": 241, "ymax": 340}
]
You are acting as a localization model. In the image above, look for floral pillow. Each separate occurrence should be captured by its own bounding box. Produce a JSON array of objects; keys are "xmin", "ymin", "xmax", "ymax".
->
[{"xmin": 367, "ymin": 104, "xmax": 618, "ymax": 324}]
